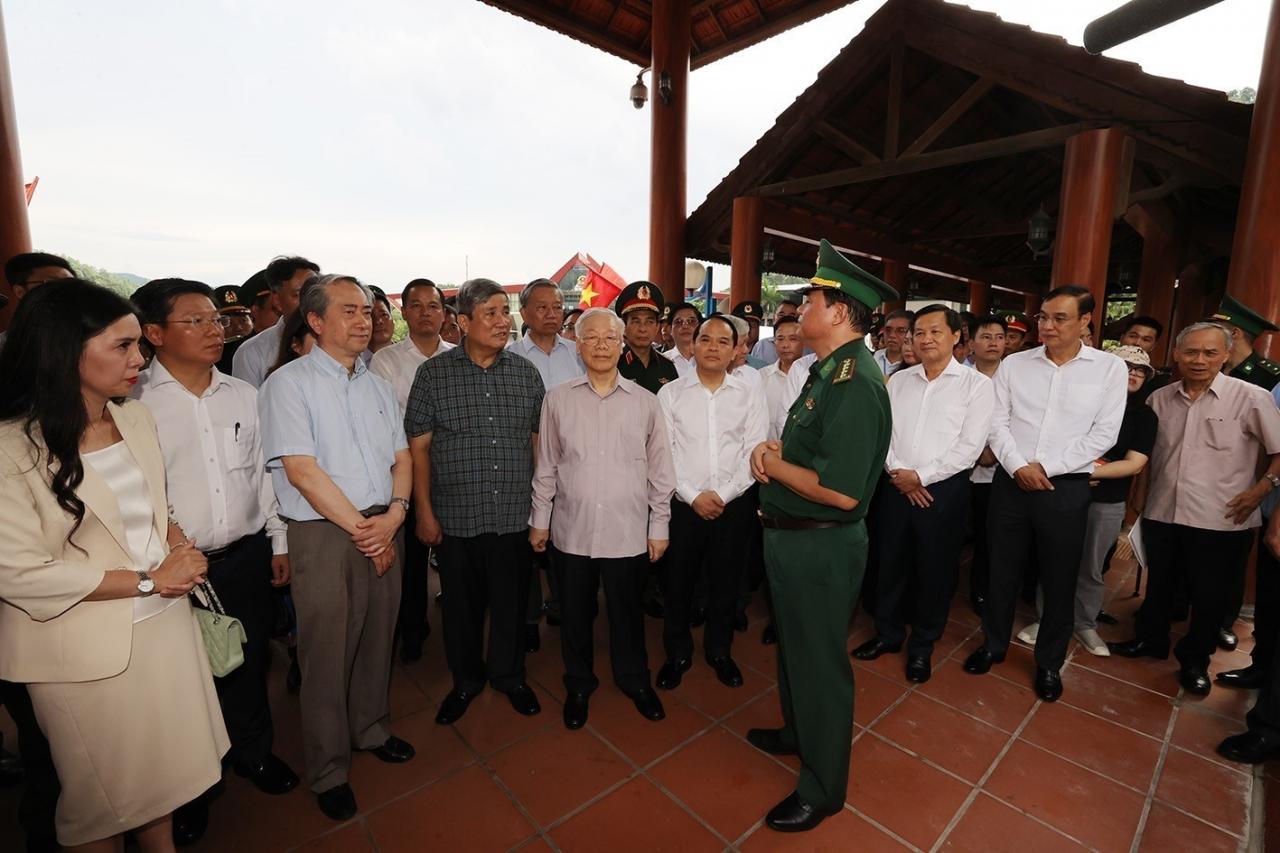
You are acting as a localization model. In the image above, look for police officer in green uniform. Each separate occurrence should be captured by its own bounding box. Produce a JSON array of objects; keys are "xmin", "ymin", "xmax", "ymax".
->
[
  {"xmin": 1214, "ymin": 294, "xmax": 1280, "ymax": 392},
  {"xmin": 213, "ymin": 284, "xmax": 254, "ymax": 375},
  {"xmin": 615, "ymin": 281, "xmax": 679, "ymax": 394},
  {"xmin": 746, "ymin": 239, "xmax": 896, "ymax": 833}
]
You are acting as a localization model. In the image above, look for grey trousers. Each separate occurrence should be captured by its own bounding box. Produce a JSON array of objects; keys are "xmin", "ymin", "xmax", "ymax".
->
[
  {"xmin": 1035, "ymin": 500, "xmax": 1126, "ymax": 633},
  {"xmin": 288, "ymin": 519, "xmax": 403, "ymax": 792}
]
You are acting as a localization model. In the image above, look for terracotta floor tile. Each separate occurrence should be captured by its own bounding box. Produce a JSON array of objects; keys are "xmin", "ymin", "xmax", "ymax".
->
[
  {"xmin": 1181, "ymin": 682, "xmax": 1257, "ymax": 722},
  {"xmin": 514, "ymin": 837, "xmax": 555, "ymax": 852},
  {"xmin": 720, "ymin": 689, "xmax": 802, "ymax": 773},
  {"xmin": 937, "ymin": 617, "xmax": 981, "ymax": 657},
  {"xmin": 984, "ymin": 740, "xmax": 1145, "ymax": 852},
  {"xmin": 449, "ymin": 682, "xmax": 559, "ymax": 756},
  {"xmin": 1059, "ymin": 664, "xmax": 1175, "ymax": 739},
  {"xmin": 550, "ymin": 776, "xmax": 723, "ymax": 853},
  {"xmin": 189, "ymin": 774, "xmax": 348, "ymax": 853},
  {"xmin": 846, "ymin": 734, "xmax": 972, "ymax": 850},
  {"xmin": 854, "ymin": 669, "xmax": 910, "ymax": 727},
  {"xmin": 940, "ymin": 792, "xmax": 1086, "ymax": 852},
  {"xmin": 1154, "ymin": 745, "xmax": 1251, "ymax": 836},
  {"xmin": 920, "ymin": 660, "xmax": 1038, "ymax": 732},
  {"xmin": 658, "ymin": 658, "xmax": 770, "ymax": 720},
  {"xmin": 346, "ymin": 708, "xmax": 478, "ymax": 814},
  {"xmin": 872, "ymin": 693, "xmax": 1009, "ymax": 782},
  {"xmin": 988, "ymin": 641, "xmax": 1040, "ymax": 691},
  {"xmin": 488, "ymin": 725, "xmax": 632, "ymax": 827},
  {"xmin": 739, "ymin": 807, "xmax": 910, "ymax": 852},
  {"xmin": 851, "ymin": 645, "xmax": 911, "ymax": 680},
  {"xmin": 732, "ymin": 630, "xmax": 780, "ymax": 682},
  {"xmin": 387, "ymin": 665, "xmax": 431, "ymax": 721},
  {"xmin": 522, "ymin": 636, "xmax": 570, "ymax": 704},
  {"xmin": 587, "ymin": 685, "xmax": 712, "ymax": 767},
  {"xmin": 1068, "ymin": 647, "xmax": 1181, "ymax": 697},
  {"xmin": 649, "ymin": 727, "xmax": 797, "ymax": 842},
  {"xmin": 366, "ymin": 764, "xmax": 536, "ymax": 852},
  {"xmin": 1137, "ymin": 802, "xmax": 1242, "ymax": 853},
  {"xmin": 1172, "ymin": 705, "xmax": 1251, "ymax": 769},
  {"xmin": 292, "ymin": 822, "xmax": 377, "ymax": 852},
  {"xmin": 1019, "ymin": 702, "xmax": 1162, "ymax": 791}
]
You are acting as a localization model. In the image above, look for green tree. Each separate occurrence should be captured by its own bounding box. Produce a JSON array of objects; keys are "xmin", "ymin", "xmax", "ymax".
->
[
  {"xmin": 59, "ymin": 254, "xmax": 147, "ymax": 297},
  {"xmin": 1228, "ymin": 87, "xmax": 1257, "ymax": 104}
]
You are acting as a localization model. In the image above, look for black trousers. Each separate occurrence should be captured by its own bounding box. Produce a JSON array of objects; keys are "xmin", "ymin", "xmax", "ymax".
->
[
  {"xmin": 0, "ymin": 680, "xmax": 58, "ymax": 852},
  {"xmin": 526, "ymin": 545, "xmax": 561, "ymax": 624},
  {"xmin": 437, "ymin": 531, "xmax": 531, "ymax": 693},
  {"xmin": 1252, "ymin": 526, "xmax": 1280, "ymax": 673},
  {"xmin": 969, "ymin": 481, "xmax": 993, "ymax": 606},
  {"xmin": 981, "ymin": 470, "xmax": 1091, "ymax": 671},
  {"xmin": 874, "ymin": 472, "xmax": 970, "ymax": 657},
  {"xmin": 664, "ymin": 494, "xmax": 752, "ymax": 662},
  {"xmin": 554, "ymin": 550, "xmax": 650, "ymax": 695},
  {"xmin": 1136, "ymin": 519, "xmax": 1254, "ymax": 671},
  {"xmin": 206, "ymin": 530, "xmax": 276, "ymax": 767},
  {"xmin": 737, "ymin": 485, "xmax": 766, "ymax": 619},
  {"xmin": 397, "ymin": 499, "xmax": 432, "ymax": 647}
]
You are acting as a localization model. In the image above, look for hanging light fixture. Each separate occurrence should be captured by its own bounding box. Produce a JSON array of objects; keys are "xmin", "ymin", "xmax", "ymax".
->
[
  {"xmin": 761, "ymin": 240, "xmax": 775, "ymax": 273},
  {"xmin": 1026, "ymin": 205, "xmax": 1054, "ymax": 259}
]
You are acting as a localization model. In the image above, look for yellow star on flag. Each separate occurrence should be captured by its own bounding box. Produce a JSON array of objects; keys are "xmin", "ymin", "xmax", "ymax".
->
[{"xmin": 580, "ymin": 281, "xmax": 598, "ymax": 306}]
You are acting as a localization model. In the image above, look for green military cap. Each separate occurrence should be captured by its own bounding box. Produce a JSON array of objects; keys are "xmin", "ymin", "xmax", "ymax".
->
[
  {"xmin": 1212, "ymin": 294, "xmax": 1279, "ymax": 338},
  {"xmin": 1003, "ymin": 312, "xmax": 1030, "ymax": 333},
  {"xmin": 732, "ymin": 300, "xmax": 763, "ymax": 322},
  {"xmin": 212, "ymin": 284, "xmax": 251, "ymax": 315},
  {"xmin": 237, "ymin": 269, "xmax": 270, "ymax": 306},
  {"xmin": 804, "ymin": 239, "xmax": 899, "ymax": 309},
  {"xmin": 614, "ymin": 280, "xmax": 665, "ymax": 317},
  {"xmin": 659, "ymin": 303, "xmax": 672, "ymax": 323}
]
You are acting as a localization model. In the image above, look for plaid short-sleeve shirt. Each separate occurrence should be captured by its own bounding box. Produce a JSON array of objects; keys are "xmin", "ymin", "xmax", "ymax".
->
[{"xmin": 404, "ymin": 345, "xmax": 545, "ymax": 537}]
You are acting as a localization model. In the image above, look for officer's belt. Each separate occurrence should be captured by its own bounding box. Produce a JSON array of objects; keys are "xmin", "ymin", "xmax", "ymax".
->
[{"xmin": 758, "ymin": 512, "xmax": 847, "ymax": 531}]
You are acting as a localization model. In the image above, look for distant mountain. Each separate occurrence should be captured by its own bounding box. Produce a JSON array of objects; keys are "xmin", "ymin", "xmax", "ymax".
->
[{"xmin": 58, "ymin": 254, "xmax": 149, "ymax": 297}]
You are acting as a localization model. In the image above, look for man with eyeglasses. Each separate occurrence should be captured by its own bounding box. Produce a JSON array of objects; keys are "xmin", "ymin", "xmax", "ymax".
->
[
  {"xmin": 962, "ymin": 285, "xmax": 1127, "ymax": 703},
  {"xmin": 530, "ymin": 307, "xmax": 675, "ymax": 729},
  {"xmin": 0, "ymin": 252, "xmax": 74, "ymax": 348},
  {"xmin": 663, "ymin": 302, "xmax": 702, "ymax": 376},
  {"xmin": 130, "ymin": 278, "xmax": 299, "ymax": 842},
  {"xmin": 873, "ymin": 309, "xmax": 913, "ymax": 376}
]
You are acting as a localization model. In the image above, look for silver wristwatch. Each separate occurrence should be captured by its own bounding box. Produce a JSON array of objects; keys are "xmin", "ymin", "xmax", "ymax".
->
[
  {"xmin": 135, "ymin": 570, "xmax": 155, "ymax": 596},
  {"xmin": 1266, "ymin": 473, "xmax": 1280, "ymax": 490},
  {"xmin": 391, "ymin": 497, "xmax": 411, "ymax": 513}
]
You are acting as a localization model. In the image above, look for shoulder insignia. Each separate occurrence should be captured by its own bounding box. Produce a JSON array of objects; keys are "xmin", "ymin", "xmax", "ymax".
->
[
  {"xmin": 804, "ymin": 397, "xmax": 815, "ymax": 410},
  {"xmin": 624, "ymin": 351, "xmax": 634, "ymax": 366},
  {"xmin": 659, "ymin": 377, "xmax": 670, "ymax": 384},
  {"xmin": 1262, "ymin": 359, "xmax": 1280, "ymax": 374},
  {"xmin": 832, "ymin": 357, "xmax": 856, "ymax": 384}
]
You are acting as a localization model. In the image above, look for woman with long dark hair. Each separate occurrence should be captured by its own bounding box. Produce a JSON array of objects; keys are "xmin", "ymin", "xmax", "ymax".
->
[{"xmin": 0, "ymin": 279, "xmax": 228, "ymax": 852}]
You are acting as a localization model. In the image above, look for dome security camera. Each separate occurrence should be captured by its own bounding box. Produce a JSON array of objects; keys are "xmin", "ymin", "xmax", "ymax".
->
[{"xmin": 630, "ymin": 68, "xmax": 649, "ymax": 109}]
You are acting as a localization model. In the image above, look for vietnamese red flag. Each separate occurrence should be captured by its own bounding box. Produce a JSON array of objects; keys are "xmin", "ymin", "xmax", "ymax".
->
[{"xmin": 578, "ymin": 267, "xmax": 623, "ymax": 309}]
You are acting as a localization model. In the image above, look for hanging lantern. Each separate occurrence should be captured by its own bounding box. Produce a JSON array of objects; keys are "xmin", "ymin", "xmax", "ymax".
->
[{"xmin": 1026, "ymin": 205, "xmax": 1054, "ymax": 259}]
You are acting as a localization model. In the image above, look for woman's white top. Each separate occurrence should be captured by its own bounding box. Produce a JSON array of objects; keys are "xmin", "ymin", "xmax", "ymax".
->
[{"xmin": 82, "ymin": 441, "xmax": 178, "ymax": 623}]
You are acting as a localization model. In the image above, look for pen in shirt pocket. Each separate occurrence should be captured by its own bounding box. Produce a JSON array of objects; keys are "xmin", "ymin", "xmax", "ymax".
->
[{"xmin": 234, "ymin": 422, "xmax": 241, "ymax": 442}]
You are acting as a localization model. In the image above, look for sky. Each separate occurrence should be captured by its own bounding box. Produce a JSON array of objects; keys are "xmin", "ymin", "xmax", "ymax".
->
[{"xmin": 6, "ymin": 0, "xmax": 1270, "ymax": 289}]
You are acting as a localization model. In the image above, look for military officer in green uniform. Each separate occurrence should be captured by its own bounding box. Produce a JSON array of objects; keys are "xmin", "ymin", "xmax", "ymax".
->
[
  {"xmin": 213, "ymin": 284, "xmax": 254, "ymax": 375},
  {"xmin": 1214, "ymin": 294, "xmax": 1280, "ymax": 392},
  {"xmin": 615, "ymin": 281, "xmax": 679, "ymax": 394},
  {"xmin": 746, "ymin": 239, "xmax": 896, "ymax": 833}
]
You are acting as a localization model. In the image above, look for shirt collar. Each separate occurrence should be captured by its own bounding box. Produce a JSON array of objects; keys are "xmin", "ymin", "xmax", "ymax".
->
[
  {"xmin": 144, "ymin": 358, "xmax": 232, "ymax": 398},
  {"xmin": 1180, "ymin": 371, "xmax": 1229, "ymax": 400},
  {"xmin": 1034, "ymin": 342, "xmax": 1098, "ymax": 368},
  {"xmin": 568, "ymin": 372, "xmax": 631, "ymax": 397},
  {"xmin": 306, "ymin": 344, "xmax": 368, "ymax": 380}
]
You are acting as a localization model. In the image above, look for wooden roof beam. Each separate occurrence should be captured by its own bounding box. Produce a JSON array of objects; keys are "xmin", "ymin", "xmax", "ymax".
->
[
  {"xmin": 884, "ymin": 36, "xmax": 904, "ymax": 158},
  {"xmin": 814, "ymin": 122, "xmax": 882, "ymax": 165},
  {"xmin": 901, "ymin": 75, "xmax": 996, "ymax": 157},
  {"xmin": 754, "ymin": 122, "xmax": 1101, "ymax": 198}
]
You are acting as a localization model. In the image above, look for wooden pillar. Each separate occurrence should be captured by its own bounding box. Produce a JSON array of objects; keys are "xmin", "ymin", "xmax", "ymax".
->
[
  {"xmin": 729, "ymin": 196, "xmax": 762, "ymax": 307},
  {"xmin": 1023, "ymin": 291, "xmax": 1039, "ymax": 317},
  {"xmin": 1051, "ymin": 127, "xmax": 1128, "ymax": 318},
  {"xmin": 0, "ymin": 4, "xmax": 30, "ymax": 331},
  {"xmin": 1226, "ymin": 0, "xmax": 1280, "ymax": 360},
  {"xmin": 649, "ymin": 0, "xmax": 691, "ymax": 305},
  {"xmin": 1172, "ymin": 263, "xmax": 1211, "ymax": 342},
  {"xmin": 967, "ymin": 280, "xmax": 990, "ymax": 315},
  {"xmin": 1132, "ymin": 221, "xmax": 1181, "ymax": 367},
  {"xmin": 881, "ymin": 258, "xmax": 906, "ymax": 311}
]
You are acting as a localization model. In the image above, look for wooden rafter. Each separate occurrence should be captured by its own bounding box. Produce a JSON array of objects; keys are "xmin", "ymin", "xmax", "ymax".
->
[
  {"xmin": 884, "ymin": 36, "xmax": 904, "ymax": 158},
  {"xmin": 814, "ymin": 122, "xmax": 882, "ymax": 165},
  {"xmin": 901, "ymin": 75, "xmax": 995, "ymax": 157}
]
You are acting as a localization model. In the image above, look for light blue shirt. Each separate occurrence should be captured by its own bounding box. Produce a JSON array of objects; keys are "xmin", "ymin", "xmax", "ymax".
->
[
  {"xmin": 258, "ymin": 346, "xmax": 408, "ymax": 521},
  {"xmin": 231, "ymin": 319, "xmax": 284, "ymax": 388},
  {"xmin": 508, "ymin": 334, "xmax": 584, "ymax": 390},
  {"xmin": 750, "ymin": 337, "xmax": 778, "ymax": 364}
]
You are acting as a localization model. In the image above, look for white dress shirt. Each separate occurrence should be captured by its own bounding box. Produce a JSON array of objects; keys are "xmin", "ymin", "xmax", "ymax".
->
[
  {"xmin": 873, "ymin": 348, "xmax": 901, "ymax": 377},
  {"xmin": 231, "ymin": 319, "xmax": 284, "ymax": 388},
  {"xmin": 508, "ymin": 334, "xmax": 584, "ymax": 390},
  {"xmin": 776, "ymin": 353, "xmax": 819, "ymax": 438},
  {"xmin": 759, "ymin": 361, "xmax": 792, "ymax": 441},
  {"xmin": 368, "ymin": 335, "xmax": 456, "ymax": 413},
  {"xmin": 657, "ymin": 370, "xmax": 767, "ymax": 506},
  {"xmin": 988, "ymin": 344, "xmax": 1128, "ymax": 478},
  {"xmin": 133, "ymin": 360, "xmax": 288, "ymax": 555},
  {"xmin": 663, "ymin": 347, "xmax": 696, "ymax": 377},
  {"xmin": 970, "ymin": 363, "xmax": 1001, "ymax": 484},
  {"xmin": 884, "ymin": 359, "xmax": 995, "ymax": 486}
]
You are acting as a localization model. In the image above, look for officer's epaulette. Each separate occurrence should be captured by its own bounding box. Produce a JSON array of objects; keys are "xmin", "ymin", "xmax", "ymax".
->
[
  {"xmin": 1260, "ymin": 358, "xmax": 1280, "ymax": 376},
  {"xmin": 624, "ymin": 350, "xmax": 634, "ymax": 366},
  {"xmin": 832, "ymin": 357, "xmax": 856, "ymax": 384}
]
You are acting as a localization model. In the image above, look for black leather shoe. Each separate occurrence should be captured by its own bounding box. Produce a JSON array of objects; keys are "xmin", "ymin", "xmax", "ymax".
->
[
  {"xmin": 506, "ymin": 684, "xmax": 542, "ymax": 716},
  {"xmin": 734, "ymin": 611, "xmax": 748, "ymax": 632},
  {"xmin": 1107, "ymin": 637, "xmax": 1170, "ymax": 659},
  {"xmin": 643, "ymin": 597, "xmax": 665, "ymax": 619},
  {"xmin": 435, "ymin": 688, "xmax": 479, "ymax": 725},
  {"xmin": 962, "ymin": 647, "xmax": 1001, "ymax": 675},
  {"xmin": 316, "ymin": 783, "xmax": 357, "ymax": 822},
  {"xmin": 970, "ymin": 593, "xmax": 985, "ymax": 616},
  {"xmin": 1096, "ymin": 610, "xmax": 1119, "ymax": 626},
  {"xmin": 852, "ymin": 637, "xmax": 901, "ymax": 661},
  {"xmin": 368, "ymin": 735, "xmax": 415, "ymax": 763},
  {"xmin": 234, "ymin": 753, "xmax": 300, "ymax": 795},
  {"xmin": 1034, "ymin": 668, "xmax": 1063, "ymax": 702},
  {"xmin": 656, "ymin": 657, "xmax": 692, "ymax": 690},
  {"xmin": 563, "ymin": 692, "xmax": 589, "ymax": 730},
  {"xmin": 710, "ymin": 656, "xmax": 744, "ymax": 688},
  {"xmin": 625, "ymin": 687, "xmax": 666, "ymax": 721},
  {"xmin": 1216, "ymin": 664, "xmax": 1267, "ymax": 689},
  {"xmin": 524, "ymin": 623, "xmax": 541, "ymax": 653},
  {"xmin": 1179, "ymin": 668, "xmax": 1212, "ymax": 696},
  {"xmin": 747, "ymin": 728, "xmax": 797, "ymax": 756},
  {"xmin": 172, "ymin": 796, "xmax": 208, "ymax": 846},
  {"xmin": 761, "ymin": 623, "xmax": 777, "ymax": 645},
  {"xmin": 0, "ymin": 742, "xmax": 23, "ymax": 787},
  {"xmin": 905, "ymin": 655, "xmax": 931, "ymax": 684},
  {"xmin": 764, "ymin": 792, "xmax": 840, "ymax": 833},
  {"xmin": 1217, "ymin": 730, "xmax": 1280, "ymax": 764},
  {"xmin": 1218, "ymin": 629, "xmax": 1239, "ymax": 652},
  {"xmin": 691, "ymin": 605, "xmax": 707, "ymax": 628}
]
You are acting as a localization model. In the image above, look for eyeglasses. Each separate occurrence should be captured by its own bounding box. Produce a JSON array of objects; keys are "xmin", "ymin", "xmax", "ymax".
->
[
  {"xmin": 1126, "ymin": 365, "xmax": 1149, "ymax": 376},
  {"xmin": 1034, "ymin": 312, "xmax": 1079, "ymax": 327},
  {"xmin": 672, "ymin": 318, "xmax": 699, "ymax": 328},
  {"xmin": 578, "ymin": 334, "xmax": 621, "ymax": 348},
  {"xmin": 165, "ymin": 315, "xmax": 230, "ymax": 331}
]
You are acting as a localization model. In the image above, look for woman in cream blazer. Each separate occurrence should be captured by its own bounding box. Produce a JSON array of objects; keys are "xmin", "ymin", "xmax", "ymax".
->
[{"xmin": 0, "ymin": 279, "xmax": 228, "ymax": 851}]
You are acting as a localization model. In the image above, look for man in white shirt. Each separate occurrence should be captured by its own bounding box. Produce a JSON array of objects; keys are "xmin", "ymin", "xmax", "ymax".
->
[
  {"xmin": 967, "ymin": 314, "xmax": 1007, "ymax": 614},
  {"xmin": 872, "ymin": 309, "xmax": 912, "ymax": 376},
  {"xmin": 130, "ymin": 279, "xmax": 300, "ymax": 818},
  {"xmin": 663, "ymin": 302, "xmax": 701, "ymax": 376},
  {"xmin": 760, "ymin": 316, "xmax": 803, "ymax": 443},
  {"xmin": 369, "ymin": 278, "xmax": 455, "ymax": 663},
  {"xmin": 962, "ymin": 285, "xmax": 1127, "ymax": 702},
  {"xmin": 231, "ymin": 256, "xmax": 320, "ymax": 387},
  {"xmin": 751, "ymin": 300, "xmax": 800, "ymax": 364},
  {"xmin": 851, "ymin": 306, "xmax": 994, "ymax": 683},
  {"xmin": 656, "ymin": 315, "xmax": 767, "ymax": 690},
  {"xmin": 508, "ymin": 278, "xmax": 585, "ymax": 651}
]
